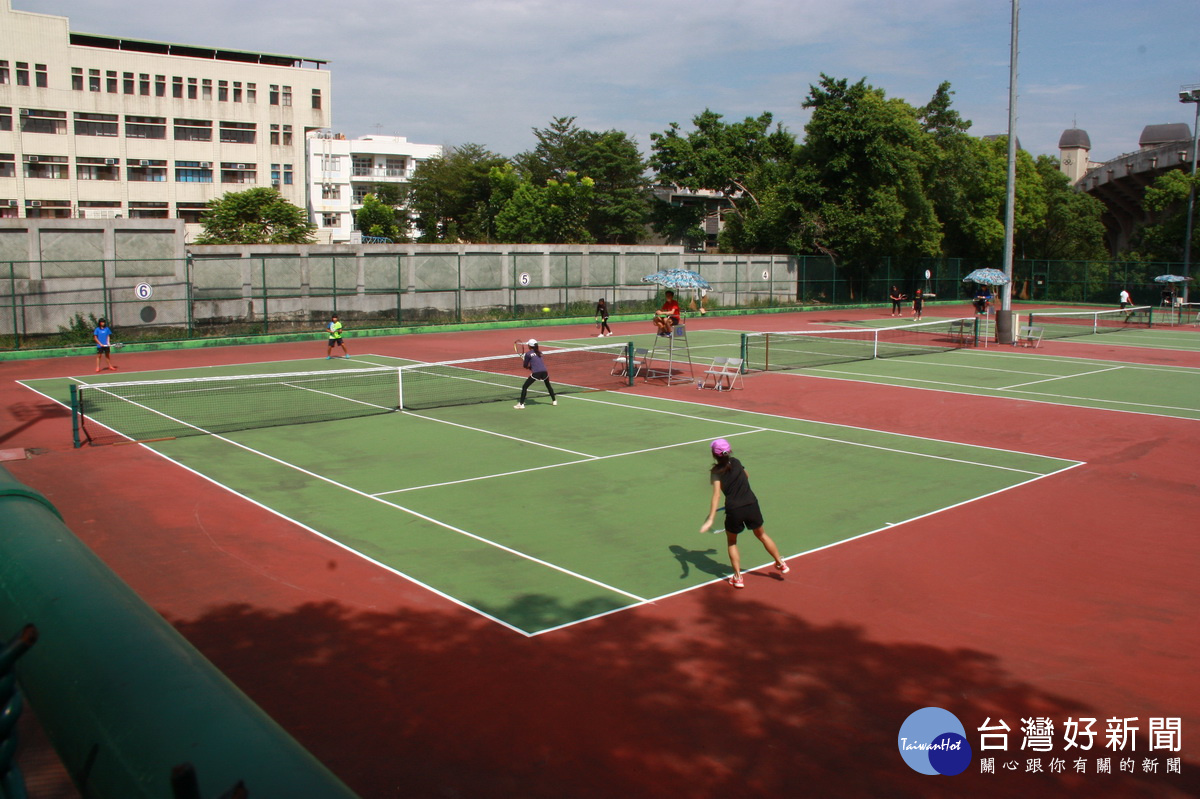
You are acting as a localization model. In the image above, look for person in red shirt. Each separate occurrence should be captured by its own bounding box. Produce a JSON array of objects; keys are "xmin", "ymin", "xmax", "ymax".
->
[{"xmin": 653, "ymin": 290, "xmax": 681, "ymax": 336}]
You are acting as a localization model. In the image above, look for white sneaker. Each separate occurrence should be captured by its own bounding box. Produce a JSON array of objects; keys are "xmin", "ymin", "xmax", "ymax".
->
[
  {"xmin": 514, "ymin": 403, "xmax": 524, "ymax": 409},
  {"xmin": 551, "ymin": 400, "xmax": 557, "ymax": 406}
]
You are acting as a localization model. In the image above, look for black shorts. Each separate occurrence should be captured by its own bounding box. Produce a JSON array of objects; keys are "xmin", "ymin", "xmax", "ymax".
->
[
  {"xmin": 724, "ymin": 502, "xmax": 763, "ymax": 534},
  {"xmin": 96, "ymin": 345, "xmax": 110, "ymax": 353},
  {"xmin": 328, "ymin": 337, "xmax": 343, "ymax": 345}
]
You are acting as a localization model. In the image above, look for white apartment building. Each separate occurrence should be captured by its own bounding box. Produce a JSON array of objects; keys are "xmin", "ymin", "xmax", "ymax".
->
[
  {"xmin": 0, "ymin": 0, "xmax": 329, "ymax": 229},
  {"xmin": 307, "ymin": 132, "xmax": 442, "ymax": 243}
]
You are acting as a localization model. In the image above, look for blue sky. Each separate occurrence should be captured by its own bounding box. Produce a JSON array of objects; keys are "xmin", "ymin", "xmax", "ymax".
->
[{"xmin": 21, "ymin": 0, "xmax": 1200, "ymax": 163}]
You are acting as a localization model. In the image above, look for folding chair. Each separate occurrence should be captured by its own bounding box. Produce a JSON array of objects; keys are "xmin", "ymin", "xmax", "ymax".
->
[
  {"xmin": 611, "ymin": 347, "xmax": 649, "ymax": 378},
  {"xmin": 1016, "ymin": 326, "xmax": 1044, "ymax": 349}
]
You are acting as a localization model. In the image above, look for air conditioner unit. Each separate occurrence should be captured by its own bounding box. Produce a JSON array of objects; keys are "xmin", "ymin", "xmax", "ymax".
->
[
  {"xmin": 199, "ymin": 162, "xmax": 211, "ymax": 168},
  {"xmin": 29, "ymin": 201, "xmax": 41, "ymax": 207},
  {"xmin": 235, "ymin": 163, "xmax": 246, "ymax": 170},
  {"xmin": 271, "ymin": 180, "xmax": 280, "ymax": 187},
  {"xmin": 139, "ymin": 159, "xmax": 151, "ymax": 166},
  {"xmin": 27, "ymin": 155, "xmax": 38, "ymax": 162},
  {"xmin": 19, "ymin": 109, "xmax": 30, "ymax": 116},
  {"xmin": 7, "ymin": 200, "xmax": 17, "ymax": 207},
  {"xmin": 105, "ymin": 158, "xmax": 117, "ymax": 165}
]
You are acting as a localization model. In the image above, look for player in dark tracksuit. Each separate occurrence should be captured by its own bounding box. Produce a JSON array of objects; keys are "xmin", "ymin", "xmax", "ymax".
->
[{"xmin": 514, "ymin": 339, "xmax": 557, "ymax": 409}]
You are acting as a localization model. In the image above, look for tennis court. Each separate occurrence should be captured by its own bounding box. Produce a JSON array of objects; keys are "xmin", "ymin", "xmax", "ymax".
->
[{"xmin": 21, "ymin": 349, "xmax": 1077, "ymax": 635}]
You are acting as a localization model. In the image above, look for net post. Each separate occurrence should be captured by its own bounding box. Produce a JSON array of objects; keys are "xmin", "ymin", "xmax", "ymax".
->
[
  {"xmin": 624, "ymin": 341, "xmax": 634, "ymax": 387},
  {"xmin": 396, "ymin": 366, "xmax": 405, "ymax": 410},
  {"xmin": 739, "ymin": 333, "xmax": 748, "ymax": 371},
  {"xmin": 70, "ymin": 384, "xmax": 80, "ymax": 448}
]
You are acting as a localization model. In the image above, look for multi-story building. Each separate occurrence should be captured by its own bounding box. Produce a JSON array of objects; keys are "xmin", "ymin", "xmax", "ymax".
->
[
  {"xmin": 307, "ymin": 132, "xmax": 442, "ymax": 242},
  {"xmin": 0, "ymin": 0, "xmax": 329, "ymax": 229}
]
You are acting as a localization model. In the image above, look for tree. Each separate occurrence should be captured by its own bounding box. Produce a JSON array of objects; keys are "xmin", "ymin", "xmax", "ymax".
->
[
  {"xmin": 513, "ymin": 117, "xmax": 649, "ymax": 243},
  {"xmin": 492, "ymin": 166, "xmax": 596, "ymax": 244},
  {"xmin": 354, "ymin": 193, "xmax": 406, "ymax": 242},
  {"xmin": 1018, "ymin": 155, "xmax": 1107, "ymax": 261},
  {"xmin": 1127, "ymin": 168, "xmax": 1200, "ymax": 262},
  {"xmin": 407, "ymin": 143, "xmax": 510, "ymax": 242},
  {"xmin": 797, "ymin": 75, "xmax": 941, "ymax": 295},
  {"xmin": 194, "ymin": 187, "xmax": 315, "ymax": 244}
]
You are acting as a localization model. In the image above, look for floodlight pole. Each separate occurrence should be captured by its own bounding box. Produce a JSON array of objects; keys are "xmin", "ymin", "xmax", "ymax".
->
[
  {"xmin": 998, "ymin": 0, "xmax": 1019, "ymax": 344},
  {"xmin": 1180, "ymin": 85, "xmax": 1200, "ymax": 304}
]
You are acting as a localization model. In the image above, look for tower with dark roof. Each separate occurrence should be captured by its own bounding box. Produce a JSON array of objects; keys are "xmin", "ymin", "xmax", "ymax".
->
[{"xmin": 1058, "ymin": 128, "xmax": 1092, "ymax": 184}]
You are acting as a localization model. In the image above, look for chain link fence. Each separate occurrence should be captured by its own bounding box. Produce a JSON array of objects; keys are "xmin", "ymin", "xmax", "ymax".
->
[{"xmin": 1, "ymin": 248, "xmax": 1192, "ymax": 350}]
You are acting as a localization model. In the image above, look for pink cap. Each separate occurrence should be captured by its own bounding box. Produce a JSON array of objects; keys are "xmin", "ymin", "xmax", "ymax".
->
[{"xmin": 711, "ymin": 438, "xmax": 731, "ymax": 455}]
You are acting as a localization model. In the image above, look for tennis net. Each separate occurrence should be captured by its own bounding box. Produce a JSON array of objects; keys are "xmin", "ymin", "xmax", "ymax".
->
[
  {"xmin": 740, "ymin": 318, "xmax": 974, "ymax": 372},
  {"xmin": 71, "ymin": 342, "xmax": 635, "ymax": 445},
  {"xmin": 397, "ymin": 341, "xmax": 634, "ymax": 411},
  {"xmin": 1027, "ymin": 306, "xmax": 1152, "ymax": 340}
]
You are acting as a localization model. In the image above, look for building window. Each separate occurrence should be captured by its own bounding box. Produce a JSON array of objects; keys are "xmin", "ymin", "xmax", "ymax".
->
[
  {"xmin": 269, "ymin": 84, "xmax": 279, "ymax": 105},
  {"xmin": 323, "ymin": 184, "xmax": 341, "ymax": 200},
  {"xmin": 155, "ymin": 75, "xmax": 166, "ymax": 97},
  {"xmin": 233, "ymin": 81, "xmax": 243, "ymax": 102},
  {"xmin": 0, "ymin": 61, "xmax": 8, "ymax": 85},
  {"xmin": 71, "ymin": 67, "xmax": 83, "ymax": 91},
  {"xmin": 26, "ymin": 199, "xmax": 72, "ymax": 219},
  {"xmin": 74, "ymin": 112, "xmax": 119, "ymax": 137},
  {"xmin": 123, "ymin": 72, "xmax": 135, "ymax": 94},
  {"xmin": 127, "ymin": 159, "xmax": 167, "ymax": 182},
  {"xmin": 24, "ymin": 155, "xmax": 69, "ymax": 179},
  {"xmin": 219, "ymin": 121, "xmax": 256, "ymax": 144},
  {"xmin": 175, "ymin": 161, "xmax": 214, "ymax": 183},
  {"xmin": 218, "ymin": 80, "xmax": 228, "ymax": 102},
  {"xmin": 246, "ymin": 83, "xmax": 256, "ymax": 103},
  {"xmin": 322, "ymin": 154, "xmax": 341, "ymax": 172},
  {"xmin": 125, "ymin": 115, "xmax": 166, "ymax": 139},
  {"xmin": 35, "ymin": 64, "xmax": 47, "ymax": 88},
  {"xmin": 140, "ymin": 73, "xmax": 150, "ymax": 96},
  {"xmin": 20, "ymin": 109, "xmax": 67, "ymax": 135},
  {"xmin": 187, "ymin": 78, "xmax": 198, "ymax": 100},
  {"xmin": 77, "ymin": 201, "xmax": 123, "ymax": 220},
  {"xmin": 283, "ymin": 164, "xmax": 293, "ymax": 185},
  {"xmin": 76, "ymin": 157, "xmax": 120, "ymax": 181},
  {"xmin": 270, "ymin": 124, "xmax": 279, "ymax": 145},
  {"xmin": 129, "ymin": 202, "xmax": 169, "ymax": 220},
  {"xmin": 352, "ymin": 156, "xmax": 372, "ymax": 177},
  {"xmin": 312, "ymin": 89, "xmax": 322, "ymax": 110},
  {"xmin": 282, "ymin": 86, "xmax": 292, "ymax": 107},
  {"xmin": 220, "ymin": 163, "xmax": 257, "ymax": 184},
  {"xmin": 16, "ymin": 62, "xmax": 29, "ymax": 86},
  {"xmin": 282, "ymin": 125, "xmax": 293, "ymax": 146},
  {"xmin": 0, "ymin": 107, "xmax": 10, "ymax": 132},
  {"xmin": 201, "ymin": 79, "xmax": 212, "ymax": 101},
  {"xmin": 173, "ymin": 118, "xmax": 212, "ymax": 142},
  {"xmin": 176, "ymin": 202, "xmax": 208, "ymax": 223},
  {"xmin": 322, "ymin": 213, "xmax": 339, "ymax": 228},
  {"xmin": 0, "ymin": 154, "xmax": 15, "ymax": 179},
  {"xmin": 172, "ymin": 76, "xmax": 183, "ymax": 98},
  {"xmin": 106, "ymin": 70, "xmax": 117, "ymax": 93},
  {"xmin": 88, "ymin": 69, "xmax": 100, "ymax": 92}
]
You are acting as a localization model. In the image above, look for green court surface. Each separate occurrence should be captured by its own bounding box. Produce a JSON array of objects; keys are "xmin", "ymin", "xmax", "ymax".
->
[{"xmin": 23, "ymin": 355, "xmax": 1078, "ymax": 635}]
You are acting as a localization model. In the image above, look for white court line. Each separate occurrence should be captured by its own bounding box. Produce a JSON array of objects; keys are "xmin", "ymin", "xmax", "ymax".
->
[
  {"xmin": 999, "ymin": 365, "xmax": 1123, "ymax": 389},
  {"xmin": 372, "ymin": 429, "xmax": 764, "ymax": 495}
]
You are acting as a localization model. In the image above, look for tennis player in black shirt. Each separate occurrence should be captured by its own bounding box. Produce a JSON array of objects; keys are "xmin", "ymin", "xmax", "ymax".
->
[{"xmin": 699, "ymin": 438, "xmax": 789, "ymax": 589}]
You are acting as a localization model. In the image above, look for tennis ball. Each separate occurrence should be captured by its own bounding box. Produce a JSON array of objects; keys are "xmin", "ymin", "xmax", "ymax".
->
[{"xmin": 542, "ymin": 306, "xmax": 551, "ymax": 312}]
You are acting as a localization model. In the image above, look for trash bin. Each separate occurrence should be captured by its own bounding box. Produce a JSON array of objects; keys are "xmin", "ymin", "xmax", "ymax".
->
[{"xmin": 995, "ymin": 309, "xmax": 1016, "ymax": 345}]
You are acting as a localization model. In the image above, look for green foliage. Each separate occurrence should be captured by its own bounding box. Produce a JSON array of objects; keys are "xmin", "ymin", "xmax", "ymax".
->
[
  {"xmin": 492, "ymin": 168, "xmax": 596, "ymax": 244},
  {"xmin": 194, "ymin": 187, "xmax": 316, "ymax": 245},
  {"xmin": 56, "ymin": 311, "xmax": 101, "ymax": 345},
  {"xmin": 407, "ymin": 143, "xmax": 510, "ymax": 242},
  {"xmin": 355, "ymin": 194, "xmax": 406, "ymax": 242}
]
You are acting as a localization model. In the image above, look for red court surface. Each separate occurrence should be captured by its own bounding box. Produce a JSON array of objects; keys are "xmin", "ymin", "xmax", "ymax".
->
[{"xmin": 2, "ymin": 307, "xmax": 1197, "ymax": 798}]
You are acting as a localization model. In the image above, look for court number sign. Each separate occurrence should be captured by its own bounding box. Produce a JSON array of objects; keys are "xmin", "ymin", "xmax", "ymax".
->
[
  {"xmin": 134, "ymin": 282, "xmax": 153, "ymax": 300},
  {"xmin": 762, "ymin": 270, "xmax": 770, "ymax": 281},
  {"xmin": 518, "ymin": 272, "xmax": 531, "ymax": 286}
]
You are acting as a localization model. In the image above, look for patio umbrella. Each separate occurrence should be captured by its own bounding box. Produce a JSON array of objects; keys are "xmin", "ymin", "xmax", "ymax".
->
[
  {"xmin": 1152, "ymin": 274, "xmax": 1192, "ymax": 284},
  {"xmin": 961, "ymin": 268, "xmax": 1010, "ymax": 286},
  {"xmin": 641, "ymin": 269, "xmax": 711, "ymax": 291}
]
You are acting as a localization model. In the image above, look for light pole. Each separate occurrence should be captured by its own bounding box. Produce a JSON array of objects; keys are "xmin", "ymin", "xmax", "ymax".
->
[{"xmin": 1179, "ymin": 84, "xmax": 1200, "ymax": 303}]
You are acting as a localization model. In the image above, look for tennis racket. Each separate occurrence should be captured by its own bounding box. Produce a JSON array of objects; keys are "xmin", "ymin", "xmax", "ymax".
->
[{"xmin": 513, "ymin": 340, "xmax": 525, "ymax": 356}]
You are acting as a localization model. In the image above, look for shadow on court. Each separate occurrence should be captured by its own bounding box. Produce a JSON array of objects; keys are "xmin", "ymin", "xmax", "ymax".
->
[
  {"xmin": 668, "ymin": 544, "xmax": 726, "ymax": 580},
  {"xmin": 167, "ymin": 597, "xmax": 1198, "ymax": 799}
]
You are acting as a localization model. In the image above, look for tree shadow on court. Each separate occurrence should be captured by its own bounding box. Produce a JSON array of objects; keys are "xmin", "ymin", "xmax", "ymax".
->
[
  {"xmin": 170, "ymin": 596, "xmax": 1198, "ymax": 799},
  {"xmin": 0, "ymin": 400, "xmax": 71, "ymax": 447}
]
